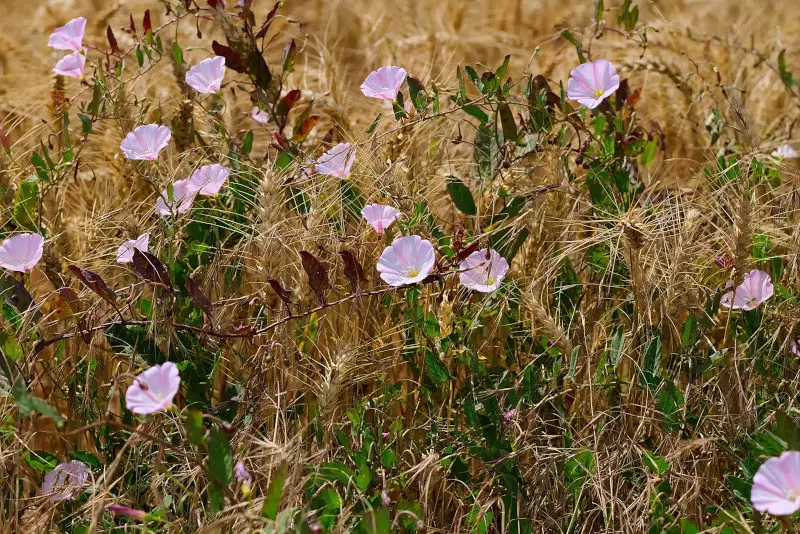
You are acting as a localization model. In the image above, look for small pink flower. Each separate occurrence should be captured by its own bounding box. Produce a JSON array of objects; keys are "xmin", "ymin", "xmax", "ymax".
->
[
  {"xmin": 720, "ymin": 269, "xmax": 774, "ymax": 311},
  {"xmin": 155, "ymin": 179, "xmax": 196, "ymax": 216},
  {"xmin": 186, "ymin": 163, "xmax": 231, "ymax": 196},
  {"xmin": 125, "ymin": 362, "xmax": 181, "ymax": 415},
  {"xmin": 713, "ymin": 255, "xmax": 729, "ymax": 268},
  {"xmin": 377, "ymin": 235, "xmax": 435, "ymax": 286},
  {"xmin": 361, "ymin": 66, "xmax": 407, "ymax": 101},
  {"xmin": 185, "ymin": 56, "xmax": 226, "ymax": 94},
  {"xmin": 116, "ymin": 233, "xmax": 150, "ymax": 264},
  {"xmin": 48, "ymin": 17, "xmax": 87, "ymax": 51},
  {"xmin": 315, "ymin": 142, "xmax": 356, "ymax": 179},
  {"xmin": 235, "ymin": 461, "xmax": 252, "ymax": 483},
  {"xmin": 54, "ymin": 51, "xmax": 86, "ymax": 79},
  {"xmin": 106, "ymin": 504, "xmax": 147, "ymax": 521},
  {"xmin": 458, "ymin": 248, "xmax": 509, "ymax": 293},
  {"xmin": 567, "ymin": 60, "xmax": 620, "ymax": 110},
  {"xmin": 42, "ymin": 460, "xmax": 89, "ymax": 502},
  {"xmin": 752, "ymin": 451, "xmax": 800, "ymax": 515},
  {"xmin": 0, "ymin": 233, "xmax": 44, "ymax": 273},
  {"xmin": 361, "ymin": 204, "xmax": 401, "ymax": 234},
  {"xmin": 250, "ymin": 106, "xmax": 269, "ymax": 125},
  {"xmin": 120, "ymin": 124, "xmax": 171, "ymax": 161},
  {"xmin": 771, "ymin": 145, "xmax": 798, "ymax": 160},
  {"xmin": 791, "ymin": 338, "xmax": 799, "ymax": 357},
  {"xmin": 503, "ymin": 409, "xmax": 516, "ymax": 426}
]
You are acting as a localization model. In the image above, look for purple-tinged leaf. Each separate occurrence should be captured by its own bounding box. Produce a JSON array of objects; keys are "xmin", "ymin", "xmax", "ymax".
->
[
  {"xmin": 68, "ymin": 265, "xmax": 117, "ymax": 305},
  {"xmin": 131, "ymin": 249, "xmax": 175, "ymax": 292},
  {"xmin": 339, "ymin": 250, "xmax": 366, "ymax": 295},
  {"xmin": 186, "ymin": 276, "xmax": 214, "ymax": 317},
  {"xmin": 299, "ymin": 251, "xmax": 329, "ymax": 305}
]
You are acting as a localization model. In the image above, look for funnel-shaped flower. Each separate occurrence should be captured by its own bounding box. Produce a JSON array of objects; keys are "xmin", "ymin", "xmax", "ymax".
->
[
  {"xmin": 125, "ymin": 362, "xmax": 181, "ymax": 414},
  {"xmin": 186, "ymin": 164, "xmax": 230, "ymax": 196},
  {"xmin": 361, "ymin": 204, "xmax": 401, "ymax": 234},
  {"xmin": 772, "ymin": 145, "xmax": 798, "ymax": 160},
  {"xmin": 361, "ymin": 66, "xmax": 407, "ymax": 101},
  {"xmin": 185, "ymin": 56, "xmax": 226, "ymax": 94},
  {"xmin": 250, "ymin": 106, "xmax": 269, "ymax": 124},
  {"xmin": 155, "ymin": 179, "xmax": 196, "ymax": 216},
  {"xmin": 54, "ymin": 51, "xmax": 86, "ymax": 79},
  {"xmin": 0, "ymin": 233, "xmax": 44, "ymax": 273},
  {"xmin": 720, "ymin": 269, "xmax": 773, "ymax": 310},
  {"xmin": 48, "ymin": 17, "xmax": 87, "ymax": 51},
  {"xmin": 458, "ymin": 248, "xmax": 509, "ymax": 293},
  {"xmin": 377, "ymin": 235, "xmax": 435, "ymax": 286},
  {"xmin": 567, "ymin": 60, "xmax": 620, "ymax": 110},
  {"xmin": 42, "ymin": 460, "xmax": 89, "ymax": 502},
  {"xmin": 116, "ymin": 233, "xmax": 150, "ymax": 264},
  {"xmin": 752, "ymin": 451, "xmax": 800, "ymax": 515},
  {"xmin": 315, "ymin": 142, "xmax": 356, "ymax": 179},
  {"xmin": 121, "ymin": 124, "xmax": 171, "ymax": 161},
  {"xmin": 106, "ymin": 504, "xmax": 147, "ymax": 521}
]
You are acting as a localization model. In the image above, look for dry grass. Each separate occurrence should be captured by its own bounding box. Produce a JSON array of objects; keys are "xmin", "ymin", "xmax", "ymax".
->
[{"xmin": 1, "ymin": 0, "xmax": 800, "ymax": 532}]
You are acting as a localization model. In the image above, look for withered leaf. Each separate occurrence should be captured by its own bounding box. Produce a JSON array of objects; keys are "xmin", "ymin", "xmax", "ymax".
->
[
  {"xmin": 143, "ymin": 9, "xmax": 152, "ymax": 34},
  {"xmin": 106, "ymin": 25, "xmax": 120, "ymax": 54},
  {"xmin": 267, "ymin": 278, "xmax": 292, "ymax": 307},
  {"xmin": 68, "ymin": 265, "xmax": 117, "ymax": 305},
  {"xmin": 338, "ymin": 250, "xmax": 366, "ymax": 295},
  {"xmin": 453, "ymin": 241, "xmax": 480, "ymax": 263},
  {"xmin": 132, "ymin": 249, "xmax": 175, "ymax": 292},
  {"xmin": 186, "ymin": 276, "xmax": 214, "ymax": 317},
  {"xmin": 293, "ymin": 115, "xmax": 320, "ymax": 143},
  {"xmin": 254, "ymin": 1, "xmax": 282, "ymax": 39},
  {"xmin": 0, "ymin": 272, "xmax": 35, "ymax": 314},
  {"xmin": 299, "ymin": 251, "xmax": 329, "ymax": 305}
]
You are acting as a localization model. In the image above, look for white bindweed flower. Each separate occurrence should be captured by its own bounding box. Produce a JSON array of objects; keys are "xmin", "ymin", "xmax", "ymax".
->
[
  {"xmin": 567, "ymin": 60, "xmax": 620, "ymax": 110},
  {"xmin": 376, "ymin": 235, "xmax": 435, "ymax": 286},
  {"xmin": 458, "ymin": 248, "xmax": 509, "ymax": 293}
]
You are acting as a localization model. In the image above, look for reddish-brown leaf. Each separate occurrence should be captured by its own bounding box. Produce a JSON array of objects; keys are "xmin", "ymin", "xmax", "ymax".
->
[
  {"xmin": 212, "ymin": 41, "xmax": 246, "ymax": 73},
  {"xmin": 69, "ymin": 265, "xmax": 117, "ymax": 305},
  {"xmin": 255, "ymin": 1, "xmax": 282, "ymax": 39},
  {"xmin": 267, "ymin": 279, "xmax": 293, "ymax": 308},
  {"xmin": 299, "ymin": 251, "xmax": 329, "ymax": 305},
  {"xmin": 186, "ymin": 276, "xmax": 214, "ymax": 317},
  {"xmin": 131, "ymin": 249, "xmax": 174, "ymax": 292},
  {"xmin": 207, "ymin": 0, "xmax": 225, "ymax": 8},
  {"xmin": 339, "ymin": 250, "xmax": 366, "ymax": 295},
  {"xmin": 129, "ymin": 14, "xmax": 137, "ymax": 35},
  {"xmin": 292, "ymin": 115, "xmax": 319, "ymax": 143},
  {"xmin": 106, "ymin": 25, "xmax": 120, "ymax": 54},
  {"xmin": 143, "ymin": 9, "xmax": 152, "ymax": 34},
  {"xmin": 453, "ymin": 241, "xmax": 481, "ymax": 264}
]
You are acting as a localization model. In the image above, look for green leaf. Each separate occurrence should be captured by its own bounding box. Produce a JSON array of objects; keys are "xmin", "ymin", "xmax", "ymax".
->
[
  {"xmin": 566, "ymin": 346, "xmax": 579, "ymax": 382},
  {"xmin": 135, "ymin": 46, "xmax": 144, "ymax": 67},
  {"xmin": 407, "ymin": 76, "xmax": 427, "ymax": 112},
  {"xmin": 186, "ymin": 409, "xmax": 205, "ymax": 446},
  {"xmin": 445, "ymin": 177, "xmax": 477, "ymax": 215},
  {"xmin": 640, "ymin": 138, "xmax": 658, "ymax": 166},
  {"xmin": 172, "ymin": 42, "xmax": 184, "ymax": 65},
  {"xmin": 595, "ymin": 0, "xmax": 604, "ymax": 21},
  {"xmin": 564, "ymin": 449, "xmax": 595, "ymax": 496},
  {"xmin": 776, "ymin": 410, "xmax": 800, "ymax": 451},
  {"xmin": 361, "ymin": 508, "xmax": 390, "ymax": 534},
  {"xmin": 367, "ymin": 113, "xmax": 382, "ymax": 134},
  {"xmin": 495, "ymin": 55, "xmax": 511, "ymax": 82},
  {"xmin": 464, "ymin": 66, "xmax": 482, "ymax": 92},
  {"xmin": 424, "ymin": 350, "xmax": 450, "ymax": 384},
  {"xmin": 78, "ymin": 114, "xmax": 93, "ymax": 135},
  {"xmin": 680, "ymin": 315, "xmax": 697, "ymax": 349},
  {"xmin": 560, "ymin": 31, "xmax": 585, "ymax": 63},
  {"xmin": 0, "ymin": 331, "xmax": 23, "ymax": 361},
  {"xmin": 340, "ymin": 180, "xmax": 365, "ymax": 219},
  {"xmin": 206, "ymin": 426, "xmax": 233, "ymax": 489},
  {"xmin": 242, "ymin": 131, "xmax": 254, "ymax": 154},
  {"xmin": 642, "ymin": 451, "xmax": 669, "ymax": 476},
  {"xmin": 608, "ymin": 326, "xmax": 624, "ymax": 368},
  {"xmin": 12, "ymin": 378, "xmax": 65, "ymax": 426},
  {"xmin": 779, "ymin": 49, "xmax": 796, "ymax": 88},
  {"xmin": 640, "ymin": 329, "xmax": 662, "ymax": 391},
  {"xmin": 463, "ymin": 104, "xmax": 489, "ymax": 124},
  {"xmin": 68, "ymin": 451, "xmax": 102, "ymax": 470},
  {"xmin": 24, "ymin": 450, "xmax": 58, "ymax": 473},
  {"xmin": 498, "ymin": 103, "xmax": 518, "ymax": 143},
  {"xmin": 261, "ymin": 462, "xmax": 287, "ymax": 519}
]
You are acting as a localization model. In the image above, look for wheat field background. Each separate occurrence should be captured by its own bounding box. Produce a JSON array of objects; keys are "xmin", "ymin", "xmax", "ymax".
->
[{"xmin": 2, "ymin": 0, "xmax": 800, "ymax": 532}]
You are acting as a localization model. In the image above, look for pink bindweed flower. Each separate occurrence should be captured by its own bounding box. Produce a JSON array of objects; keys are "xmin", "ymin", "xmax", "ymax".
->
[
  {"xmin": 186, "ymin": 163, "xmax": 231, "ymax": 196},
  {"xmin": 720, "ymin": 269, "xmax": 774, "ymax": 311},
  {"xmin": 458, "ymin": 248, "xmax": 509, "ymax": 293},
  {"xmin": 376, "ymin": 235, "xmax": 435, "ymax": 286},
  {"xmin": 713, "ymin": 255, "xmax": 729, "ymax": 268},
  {"xmin": 771, "ymin": 144, "xmax": 798, "ymax": 160},
  {"xmin": 361, "ymin": 204, "xmax": 401, "ymax": 234},
  {"xmin": 120, "ymin": 124, "xmax": 171, "ymax": 161},
  {"xmin": 361, "ymin": 66, "xmax": 407, "ymax": 101},
  {"xmin": 116, "ymin": 233, "xmax": 150, "ymax": 264},
  {"xmin": 185, "ymin": 56, "xmax": 226, "ymax": 94},
  {"xmin": 503, "ymin": 409, "xmax": 517, "ymax": 426},
  {"xmin": 792, "ymin": 338, "xmax": 799, "ymax": 357},
  {"xmin": 250, "ymin": 106, "xmax": 269, "ymax": 125},
  {"xmin": 106, "ymin": 504, "xmax": 147, "ymax": 521},
  {"xmin": 48, "ymin": 17, "xmax": 87, "ymax": 51},
  {"xmin": 125, "ymin": 362, "xmax": 181, "ymax": 415},
  {"xmin": 54, "ymin": 51, "xmax": 86, "ymax": 79},
  {"xmin": 0, "ymin": 233, "xmax": 44, "ymax": 273},
  {"xmin": 567, "ymin": 59, "xmax": 620, "ymax": 110},
  {"xmin": 314, "ymin": 142, "xmax": 356, "ymax": 179},
  {"xmin": 751, "ymin": 450, "xmax": 800, "ymax": 515},
  {"xmin": 42, "ymin": 460, "xmax": 89, "ymax": 502},
  {"xmin": 155, "ymin": 179, "xmax": 196, "ymax": 216}
]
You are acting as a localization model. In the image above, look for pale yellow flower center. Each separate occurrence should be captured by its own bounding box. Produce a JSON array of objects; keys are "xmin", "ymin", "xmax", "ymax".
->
[
  {"xmin": 407, "ymin": 268, "xmax": 419, "ymax": 278},
  {"xmin": 594, "ymin": 88, "xmax": 604, "ymax": 98},
  {"xmin": 788, "ymin": 489, "xmax": 800, "ymax": 501},
  {"xmin": 486, "ymin": 277, "xmax": 495, "ymax": 286}
]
